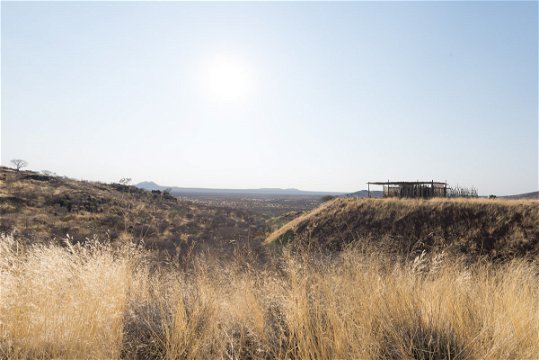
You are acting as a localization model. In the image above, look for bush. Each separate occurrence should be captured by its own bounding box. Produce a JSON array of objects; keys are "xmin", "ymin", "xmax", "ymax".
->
[{"xmin": 320, "ymin": 195, "xmax": 336, "ymax": 202}]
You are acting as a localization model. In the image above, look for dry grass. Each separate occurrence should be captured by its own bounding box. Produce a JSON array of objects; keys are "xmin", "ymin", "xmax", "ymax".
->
[
  {"xmin": 0, "ymin": 167, "xmax": 282, "ymax": 255},
  {"xmin": 1, "ymin": 233, "xmax": 538, "ymax": 359},
  {"xmin": 266, "ymin": 197, "xmax": 539, "ymax": 259}
]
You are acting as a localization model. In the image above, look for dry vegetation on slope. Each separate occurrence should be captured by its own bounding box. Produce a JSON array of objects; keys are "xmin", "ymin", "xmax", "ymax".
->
[
  {"xmin": 0, "ymin": 166, "xmax": 285, "ymax": 255},
  {"xmin": 1, "ymin": 234, "xmax": 538, "ymax": 359},
  {"xmin": 267, "ymin": 197, "xmax": 539, "ymax": 260}
]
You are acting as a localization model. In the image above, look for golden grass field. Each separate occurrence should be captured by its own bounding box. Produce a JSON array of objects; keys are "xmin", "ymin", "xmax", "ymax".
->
[{"xmin": 1, "ymin": 233, "xmax": 538, "ymax": 360}]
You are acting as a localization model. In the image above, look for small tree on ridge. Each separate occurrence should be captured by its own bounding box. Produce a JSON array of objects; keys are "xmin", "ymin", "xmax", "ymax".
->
[{"xmin": 11, "ymin": 159, "xmax": 28, "ymax": 172}]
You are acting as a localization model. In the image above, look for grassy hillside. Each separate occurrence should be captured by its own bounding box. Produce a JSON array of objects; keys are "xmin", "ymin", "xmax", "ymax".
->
[
  {"xmin": 0, "ymin": 167, "xmax": 274, "ymax": 254},
  {"xmin": 266, "ymin": 197, "xmax": 539, "ymax": 260}
]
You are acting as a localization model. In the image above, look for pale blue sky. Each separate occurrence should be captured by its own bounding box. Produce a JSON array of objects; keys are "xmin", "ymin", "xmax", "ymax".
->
[{"xmin": 1, "ymin": 1, "xmax": 537, "ymax": 195}]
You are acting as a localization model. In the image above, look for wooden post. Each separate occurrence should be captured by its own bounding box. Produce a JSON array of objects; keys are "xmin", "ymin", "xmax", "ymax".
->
[{"xmin": 368, "ymin": 183, "xmax": 370, "ymax": 198}]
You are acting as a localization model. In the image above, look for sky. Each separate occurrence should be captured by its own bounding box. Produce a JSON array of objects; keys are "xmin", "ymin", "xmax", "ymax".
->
[{"xmin": 1, "ymin": 1, "xmax": 537, "ymax": 195}]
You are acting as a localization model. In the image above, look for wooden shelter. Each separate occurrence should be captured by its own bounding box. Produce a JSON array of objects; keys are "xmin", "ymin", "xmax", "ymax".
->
[{"xmin": 368, "ymin": 180, "xmax": 448, "ymax": 198}]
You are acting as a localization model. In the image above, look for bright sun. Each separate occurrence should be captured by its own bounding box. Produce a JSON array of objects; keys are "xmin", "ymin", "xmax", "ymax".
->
[{"xmin": 205, "ymin": 54, "xmax": 251, "ymax": 102}]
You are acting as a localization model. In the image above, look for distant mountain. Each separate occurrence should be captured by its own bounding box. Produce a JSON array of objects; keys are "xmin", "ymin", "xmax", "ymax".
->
[
  {"xmin": 135, "ymin": 182, "xmax": 345, "ymax": 197},
  {"xmin": 346, "ymin": 190, "xmax": 383, "ymax": 198},
  {"xmin": 501, "ymin": 191, "xmax": 539, "ymax": 200},
  {"xmin": 135, "ymin": 181, "xmax": 162, "ymax": 191}
]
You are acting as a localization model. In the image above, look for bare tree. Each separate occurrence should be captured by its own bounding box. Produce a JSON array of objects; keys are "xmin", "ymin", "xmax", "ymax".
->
[
  {"xmin": 10, "ymin": 159, "xmax": 28, "ymax": 172},
  {"xmin": 449, "ymin": 184, "xmax": 479, "ymax": 198}
]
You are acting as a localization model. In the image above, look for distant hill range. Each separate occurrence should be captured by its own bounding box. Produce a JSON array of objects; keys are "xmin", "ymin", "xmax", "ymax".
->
[
  {"xmin": 136, "ymin": 181, "xmax": 345, "ymax": 197},
  {"xmin": 136, "ymin": 182, "xmax": 538, "ymax": 200},
  {"xmin": 346, "ymin": 190, "xmax": 539, "ymax": 199},
  {"xmin": 501, "ymin": 191, "xmax": 539, "ymax": 200}
]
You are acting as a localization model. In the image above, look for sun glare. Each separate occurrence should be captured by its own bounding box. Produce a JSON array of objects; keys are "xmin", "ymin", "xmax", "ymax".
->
[{"xmin": 205, "ymin": 54, "xmax": 251, "ymax": 102}]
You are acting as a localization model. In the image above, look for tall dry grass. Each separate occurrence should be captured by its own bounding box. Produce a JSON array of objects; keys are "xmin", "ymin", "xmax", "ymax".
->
[{"xmin": 1, "ymin": 233, "xmax": 538, "ymax": 359}]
